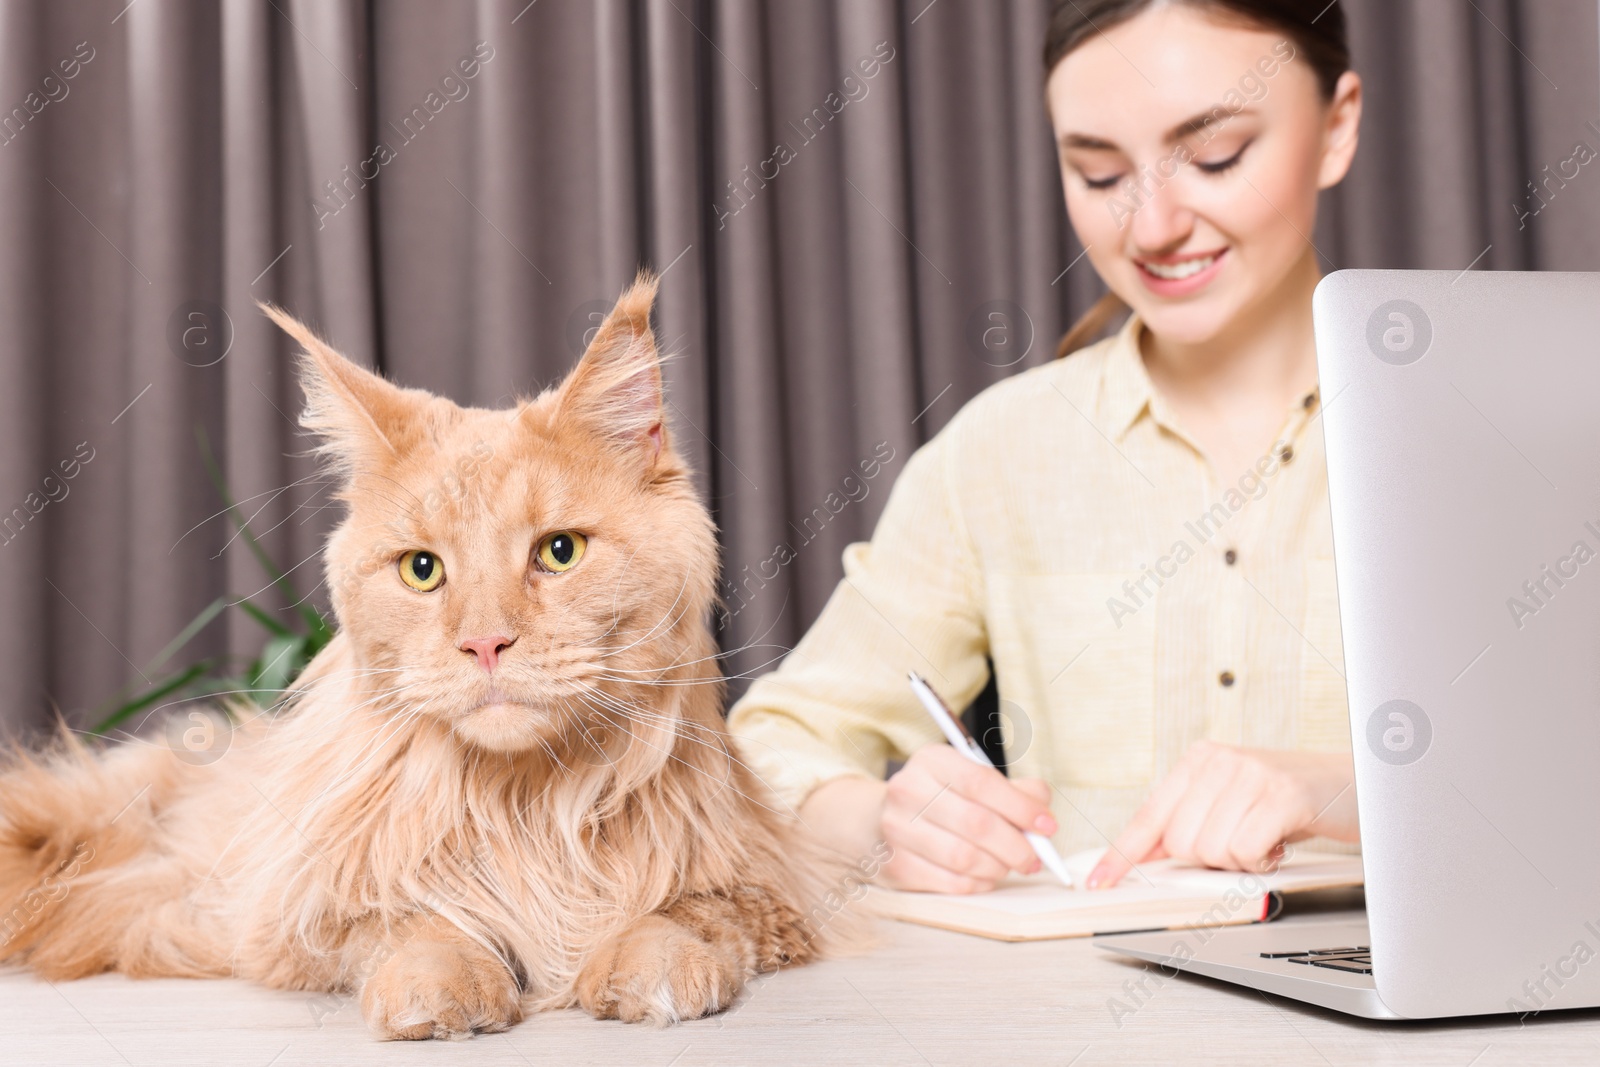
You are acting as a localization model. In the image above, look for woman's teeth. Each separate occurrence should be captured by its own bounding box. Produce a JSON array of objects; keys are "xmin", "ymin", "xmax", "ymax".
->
[{"xmin": 1142, "ymin": 254, "xmax": 1218, "ymax": 280}]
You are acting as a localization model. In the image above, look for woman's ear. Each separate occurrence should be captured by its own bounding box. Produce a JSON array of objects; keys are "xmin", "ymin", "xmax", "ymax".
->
[
  {"xmin": 1317, "ymin": 70, "xmax": 1363, "ymax": 190},
  {"xmin": 259, "ymin": 302, "xmax": 427, "ymax": 476}
]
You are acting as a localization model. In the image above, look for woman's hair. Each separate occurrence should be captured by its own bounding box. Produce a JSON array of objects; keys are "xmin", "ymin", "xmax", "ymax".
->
[{"xmin": 1048, "ymin": 0, "xmax": 1350, "ymax": 359}]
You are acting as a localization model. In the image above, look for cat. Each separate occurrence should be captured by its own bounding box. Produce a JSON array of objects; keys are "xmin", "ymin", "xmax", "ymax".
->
[{"xmin": 0, "ymin": 275, "xmax": 854, "ymax": 1039}]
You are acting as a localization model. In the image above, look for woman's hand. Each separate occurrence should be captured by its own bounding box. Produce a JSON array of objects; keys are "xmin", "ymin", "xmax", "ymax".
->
[
  {"xmin": 875, "ymin": 744, "xmax": 1058, "ymax": 894},
  {"xmin": 1087, "ymin": 741, "xmax": 1358, "ymax": 889}
]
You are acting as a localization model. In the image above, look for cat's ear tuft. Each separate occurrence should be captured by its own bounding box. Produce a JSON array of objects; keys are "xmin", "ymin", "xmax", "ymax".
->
[
  {"xmin": 556, "ymin": 272, "xmax": 666, "ymax": 464},
  {"xmin": 260, "ymin": 302, "xmax": 421, "ymax": 473}
]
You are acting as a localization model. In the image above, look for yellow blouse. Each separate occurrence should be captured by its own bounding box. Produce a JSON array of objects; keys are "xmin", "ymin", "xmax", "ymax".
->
[{"xmin": 727, "ymin": 313, "xmax": 1353, "ymax": 856}]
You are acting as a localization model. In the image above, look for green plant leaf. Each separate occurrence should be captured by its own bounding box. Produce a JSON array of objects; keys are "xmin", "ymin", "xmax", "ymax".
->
[
  {"xmin": 195, "ymin": 427, "xmax": 324, "ymax": 634},
  {"xmin": 85, "ymin": 597, "xmax": 229, "ymax": 728},
  {"xmin": 235, "ymin": 597, "xmax": 294, "ymax": 638},
  {"xmin": 148, "ymin": 597, "xmax": 231, "ymax": 673},
  {"xmin": 251, "ymin": 634, "xmax": 308, "ymax": 693},
  {"xmin": 90, "ymin": 661, "xmax": 214, "ymax": 735},
  {"xmin": 87, "ymin": 438, "xmax": 340, "ymax": 736}
]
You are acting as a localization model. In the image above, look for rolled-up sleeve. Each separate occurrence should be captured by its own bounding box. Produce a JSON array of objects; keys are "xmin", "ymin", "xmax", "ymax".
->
[{"xmin": 726, "ymin": 422, "xmax": 990, "ymax": 811}]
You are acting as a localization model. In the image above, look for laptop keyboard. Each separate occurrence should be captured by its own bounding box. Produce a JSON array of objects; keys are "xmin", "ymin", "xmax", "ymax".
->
[{"xmin": 1259, "ymin": 946, "xmax": 1373, "ymax": 974}]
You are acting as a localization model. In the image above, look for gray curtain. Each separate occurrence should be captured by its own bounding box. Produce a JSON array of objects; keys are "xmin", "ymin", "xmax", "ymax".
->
[{"xmin": 0, "ymin": 0, "xmax": 1596, "ymax": 736}]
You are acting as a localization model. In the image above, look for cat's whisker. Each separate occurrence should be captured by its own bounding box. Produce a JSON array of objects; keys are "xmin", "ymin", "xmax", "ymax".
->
[
  {"xmin": 169, "ymin": 471, "xmax": 333, "ymax": 555},
  {"xmin": 583, "ymin": 698, "xmax": 743, "ymax": 771},
  {"xmin": 589, "ymin": 658, "xmax": 789, "ymax": 686},
  {"xmin": 276, "ymin": 575, "xmax": 330, "ymax": 613},
  {"xmin": 564, "ymin": 681, "xmax": 788, "ymax": 810},
  {"xmin": 594, "ymin": 574, "xmax": 693, "ymax": 660},
  {"xmin": 110, "ymin": 683, "xmax": 309, "ymax": 739},
  {"xmin": 570, "ymin": 685, "xmax": 794, "ymax": 805},
  {"xmin": 578, "ymin": 700, "xmax": 794, "ymax": 821},
  {"xmin": 92, "ymin": 663, "xmax": 414, "ymax": 754},
  {"xmin": 295, "ymin": 499, "xmax": 347, "ymax": 526},
  {"xmin": 589, "ymin": 644, "xmax": 791, "ymax": 681},
  {"xmin": 602, "ymin": 540, "xmax": 650, "ymax": 637},
  {"xmin": 589, "ymin": 647, "xmax": 749, "ymax": 675},
  {"xmin": 223, "ymin": 477, "xmax": 340, "ymax": 553},
  {"xmin": 228, "ymin": 544, "xmax": 332, "ymax": 610},
  {"xmin": 597, "ymin": 587, "xmax": 791, "ymax": 673},
  {"xmin": 563, "ymin": 705, "xmax": 615, "ymax": 770},
  {"xmin": 359, "ymin": 469, "xmax": 430, "ymax": 514}
]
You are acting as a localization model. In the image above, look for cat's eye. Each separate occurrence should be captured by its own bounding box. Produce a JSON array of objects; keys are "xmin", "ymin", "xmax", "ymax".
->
[
  {"xmin": 398, "ymin": 550, "xmax": 445, "ymax": 591},
  {"xmin": 537, "ymin": 531, "xmax": 587, "ymax": 573}
]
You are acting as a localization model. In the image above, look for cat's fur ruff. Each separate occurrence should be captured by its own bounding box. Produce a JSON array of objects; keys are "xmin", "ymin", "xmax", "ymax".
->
[{"xmin": 0, "ymin": 276, "xmax": 854, "ymax": 1038}]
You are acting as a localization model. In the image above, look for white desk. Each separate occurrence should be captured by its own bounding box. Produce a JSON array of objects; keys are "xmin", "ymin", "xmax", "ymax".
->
[{"xmin": 3, "ymin": 900, "xmax": 1598, "ymax": 1065}]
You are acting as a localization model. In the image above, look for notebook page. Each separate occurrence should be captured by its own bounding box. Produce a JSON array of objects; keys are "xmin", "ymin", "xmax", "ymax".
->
[{"xmin": 1064, "ymin": 847, "xmax": 1363, "ymax": 893}]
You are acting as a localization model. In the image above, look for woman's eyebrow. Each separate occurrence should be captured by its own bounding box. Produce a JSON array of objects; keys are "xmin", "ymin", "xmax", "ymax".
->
[
  {"xmin": 1059, "ymin": 107, "xmax": 1259, "ymax": 153},
  {"xmin": 1167, "ymin": 107, "xmax": 1258, "ymax": 142},
  {"xmin": 1058, "ymin": 132, "xmax": 1120, "ymax": 150}
]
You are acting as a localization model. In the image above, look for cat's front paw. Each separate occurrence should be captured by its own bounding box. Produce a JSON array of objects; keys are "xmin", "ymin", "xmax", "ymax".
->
[
  {"xmin": 360, "ymin": 937, "xmax": 523, "ymax": 1040},
  {"xmin": 576, "ymin": 915, "xmax": 742, "ymax": 1024}
]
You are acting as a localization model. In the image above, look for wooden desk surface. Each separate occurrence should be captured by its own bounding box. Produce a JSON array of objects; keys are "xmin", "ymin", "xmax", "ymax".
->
[{"xmin": 4, "ymin": 903, "xmax": 1598, "ymax": 1066}]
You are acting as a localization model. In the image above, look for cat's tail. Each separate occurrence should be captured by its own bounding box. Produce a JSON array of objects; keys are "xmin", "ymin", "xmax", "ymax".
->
[{"xmin": 0, "ymin": 728, "xmax": 177, "ymax": 976}]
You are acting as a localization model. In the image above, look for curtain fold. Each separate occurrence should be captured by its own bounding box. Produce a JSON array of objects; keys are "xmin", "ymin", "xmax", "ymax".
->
[{"xmin": 0, "ymin": 0, "xmax": 1595, "ymax": 735}]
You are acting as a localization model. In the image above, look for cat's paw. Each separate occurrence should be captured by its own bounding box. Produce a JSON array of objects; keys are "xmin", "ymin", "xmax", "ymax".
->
[
  {"xmin": 575, "ymin": 915, "xmax": 742, "ymax": 1024},
  {"xmin": 360, "ymin": 937, "xmax": 523, "ymax": 1040}
]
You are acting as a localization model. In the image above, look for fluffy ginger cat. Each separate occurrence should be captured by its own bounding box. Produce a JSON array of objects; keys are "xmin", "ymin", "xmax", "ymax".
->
[{"xmin": 0, "ymin": 276, "xmax": 853, "ymax": 1039}]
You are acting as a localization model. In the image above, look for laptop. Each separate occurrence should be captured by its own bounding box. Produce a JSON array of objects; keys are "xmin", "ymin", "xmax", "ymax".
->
[{"xmin": 1095, "ymin": 269, "xmax": 1600, "ymax": 1019}]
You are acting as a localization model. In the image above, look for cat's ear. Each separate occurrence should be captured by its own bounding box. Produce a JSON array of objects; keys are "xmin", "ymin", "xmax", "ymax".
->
[
  {"xmin": 555, "ymin": 273, "xmax": 666, "ymax": 465},
  {"xmin": 260, "ymin": 303, "xmax": 422, "ymax": 471}
]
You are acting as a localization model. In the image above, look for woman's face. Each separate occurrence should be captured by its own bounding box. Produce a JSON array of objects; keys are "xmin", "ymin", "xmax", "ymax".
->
[{"xmin": 1046, "ymin": 5, "xmax": 1361, "ymax": 347}]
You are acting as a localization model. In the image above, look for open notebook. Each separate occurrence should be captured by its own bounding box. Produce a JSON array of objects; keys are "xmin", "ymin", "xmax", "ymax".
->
[{"xmin": 866, "ymin": 847, "xmax": 1364, "ymax": 942}]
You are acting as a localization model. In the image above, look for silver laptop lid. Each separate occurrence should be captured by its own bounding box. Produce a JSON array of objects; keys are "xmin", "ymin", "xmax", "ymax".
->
[{"xmin": 1314, "ymin": 269, "xmax": 1600, "ymax": 1019}]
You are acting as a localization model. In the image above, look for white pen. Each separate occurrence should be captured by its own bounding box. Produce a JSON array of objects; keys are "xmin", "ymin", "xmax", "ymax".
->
[{"xmin": 906, "ymin": 671, "xmax": 1075, "ymax": 889}]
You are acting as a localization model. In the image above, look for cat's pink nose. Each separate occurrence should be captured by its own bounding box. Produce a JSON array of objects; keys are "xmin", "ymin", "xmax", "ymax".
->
[{"xmin": 460, "ymin": 635, "xmax": 515, "ymax": 672}]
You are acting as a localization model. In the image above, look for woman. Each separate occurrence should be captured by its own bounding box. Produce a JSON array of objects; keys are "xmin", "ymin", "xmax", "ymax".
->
[{"xmin": 728, "ymin": 0, "xmax": 1364, "ymax": 893}]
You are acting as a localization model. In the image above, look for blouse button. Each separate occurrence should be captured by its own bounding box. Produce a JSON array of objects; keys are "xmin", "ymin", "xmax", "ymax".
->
[
  {"xmin": 1224, "ymin": 548, "xmax": 1238, "ymax": 566},
  {"xmin": 1219, "ymin": 670, "xmax": 1236, "ymax": 687},
  {"xmin": 1278, "ymin": 445, "xmax": 1295, "ymax": 465},
  {"xmin": 1303, "ymin": 392, "xmax": 1316, "ymax": 410}
]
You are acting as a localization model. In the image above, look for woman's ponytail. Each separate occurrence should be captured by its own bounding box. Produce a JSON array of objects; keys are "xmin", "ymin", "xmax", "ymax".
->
[{"xmin": 1055, "ymin": 291, "xmax": 1129, "ymax": 359}]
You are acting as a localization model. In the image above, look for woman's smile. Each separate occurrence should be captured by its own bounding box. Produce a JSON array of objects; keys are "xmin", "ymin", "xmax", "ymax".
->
[{"xmin": 1135, "ymin": 248, "xmax": 1230, "ymax": 297}]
